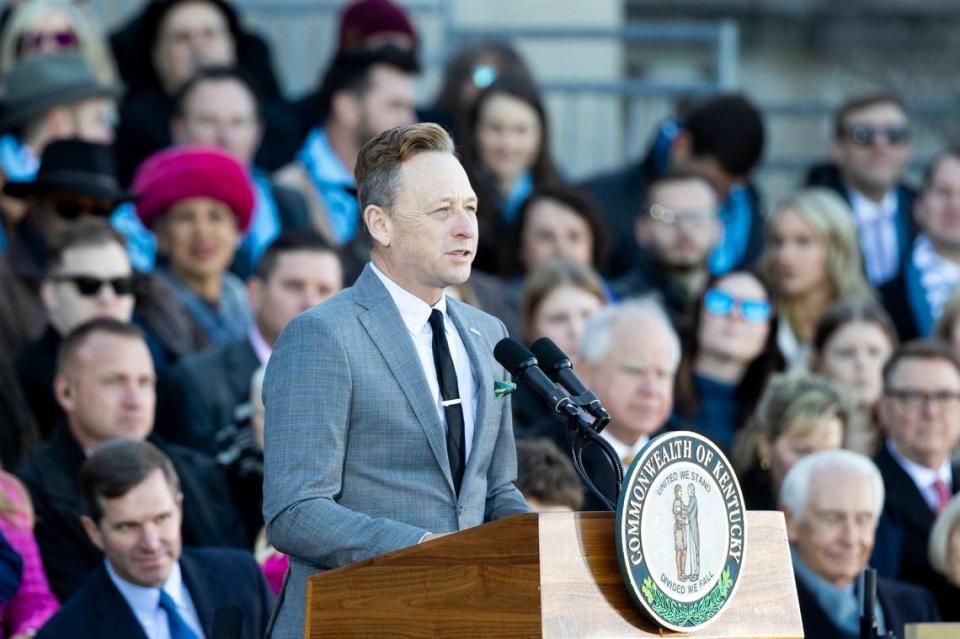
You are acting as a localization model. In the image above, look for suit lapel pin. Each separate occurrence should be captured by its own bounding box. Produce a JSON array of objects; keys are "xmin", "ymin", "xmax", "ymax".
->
[
  {"xmin": 468, "ymin": 326, "xmax": 482, "ymax": 337},
  {"xmin": 494, "ymin": 380, "xmax": 517, "ymax": 398}
]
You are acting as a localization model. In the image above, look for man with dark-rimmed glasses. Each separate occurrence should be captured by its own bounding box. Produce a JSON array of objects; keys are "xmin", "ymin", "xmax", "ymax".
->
[
  {"xmin": 612, "ymin": 169, "xmax": 721, "ymax": 324},
  {"xmin": 16, "ymin": 219, "xmax": 136, "ymax": 437},
  {"xmin": 873, "ymin": 339, "xmax": 960, "ymax": 617},
  {"xmin": 807, "ymin": 93, "xmax": 916, "ymax": 286}
]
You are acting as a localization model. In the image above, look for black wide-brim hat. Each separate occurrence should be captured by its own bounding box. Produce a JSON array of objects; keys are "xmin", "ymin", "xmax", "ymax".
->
[{"xmin": 4, "ymin": 139, "xmax": 133, "ymax": 203}]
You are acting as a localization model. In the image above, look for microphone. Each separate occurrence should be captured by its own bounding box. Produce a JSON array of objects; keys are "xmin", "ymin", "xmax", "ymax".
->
[
  {"xmin": 530, "ymin": 337, "xmax": 611, "ymax": 427},
  {"xmin": 493, "ymin": 338, "xmax": 580, "ymax": 417},
  {"xmin": 212, "ymin": 605, "xmax": 244, "ymax": 639}
]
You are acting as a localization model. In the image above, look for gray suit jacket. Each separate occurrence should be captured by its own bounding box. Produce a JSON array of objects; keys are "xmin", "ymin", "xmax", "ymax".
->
[{"xmin": 262, "ymin": 264, "xmax": 529, "ymax": 638}]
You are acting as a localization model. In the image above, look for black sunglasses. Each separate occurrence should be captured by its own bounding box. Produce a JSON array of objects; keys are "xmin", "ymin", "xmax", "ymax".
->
[
  {"xmin": 51, "ymin": 275, "xmax": 137, "ymax": 297},
  {"xmin": 843, "ymin": 124, "xmax": 911, "ymax": 147},
  {"xmin": 53, "ymin": 199, "xmax": 114, "ymax": 220}
]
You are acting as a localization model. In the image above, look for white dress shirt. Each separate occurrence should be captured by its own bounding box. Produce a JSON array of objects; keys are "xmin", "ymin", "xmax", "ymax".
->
[
  {"xmin": 886, "ymin": 439, "xmax": 954, "ymax": 513},
  {"xmin": 105, "ymin": 560, "xmax": 205, "ymax": 639},
  {"xmin": 599, "ymin": 429, "xmax": 649, "ymax": 465},
  {"xmin": 371, "ymin": 263, "xmax": 478, "ymax": 462},
  {"xmin": 850, "ymin": 188, "xmax": 899, "ymax": 285}
]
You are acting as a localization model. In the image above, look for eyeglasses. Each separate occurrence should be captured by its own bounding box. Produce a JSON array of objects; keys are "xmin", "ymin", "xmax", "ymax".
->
[
  {"xmin": 50, "ymin": 275, "xmax": 137, "ymax": 297},
  {"xmin": 842, "ymin": 124, "xmax": 911, "ymax": 147},
  {"xmin": 15, "ymin": 30, "xmax": 79, "ymax": 56},
  {"xmin": 648, "ymin": 204, "xmax": 716, "ymax": 227},
  {"xmin": 52, "ymin": 199, "xmax": 114, "ymax": 220},
  {"xmin": 703, "ymin": 288, "xmax": 771, "ymax": 323},
  {"xmin": 886, "ymin": 389, "xmax": 960, "ymax": 410}
]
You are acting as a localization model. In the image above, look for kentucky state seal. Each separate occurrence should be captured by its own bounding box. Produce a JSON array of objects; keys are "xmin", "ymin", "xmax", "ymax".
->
[{"xmin": 615, "ymin": 431, "xmax": 746, "ymax": 632}]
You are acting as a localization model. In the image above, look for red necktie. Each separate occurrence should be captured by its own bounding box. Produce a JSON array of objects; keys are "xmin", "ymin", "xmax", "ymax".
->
[{"xmin": 932, "ymin": 478, "xmax": 951, "ymax": 515}]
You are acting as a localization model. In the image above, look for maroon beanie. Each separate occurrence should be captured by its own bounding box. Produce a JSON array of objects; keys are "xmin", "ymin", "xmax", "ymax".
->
[
  {"xmin": 338, "ymin": 0, "xmax": 417, "ymax": 51},
  {"xmin": 132, "ymin": 146, "xmax": 255, "ymax": 233}
]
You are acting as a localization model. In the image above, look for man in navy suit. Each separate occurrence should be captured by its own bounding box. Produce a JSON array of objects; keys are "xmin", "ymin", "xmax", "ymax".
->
[
  {"xmin": 37, "ymin": 438, "xmax": 272, "ymax": 639},
  {"xmin": 780, "ymin": 449, "xmax": 940, "ymax": 639},
  {"xmin": 872, "ymin": 340, "xmax": 960, "ymax": 616},
  {"xmin": 806, "ymin": 93, "xmax": 916, "ymax": 287}
]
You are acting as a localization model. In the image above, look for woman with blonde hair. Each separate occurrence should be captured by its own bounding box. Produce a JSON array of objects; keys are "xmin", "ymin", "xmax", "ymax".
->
[
  {"xmin": 0, "ymin": 0, "xmax": 117, "ymax": 85},
  {"xmin": 759, "ymin": 187, "xmax": 874, "ymax": 369},
  {"xmin": 734, "ymin": 371, "xmax": 850, "ymax": 509},
  {"xmin": 928, "ymin": 493, "xmax": 960, "ymax": 619}
]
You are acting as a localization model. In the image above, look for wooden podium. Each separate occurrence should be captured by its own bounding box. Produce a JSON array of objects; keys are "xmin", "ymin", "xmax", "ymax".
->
[{"xmin": 305, "ymin": 511, "xmax": 804, "ymax": 638}]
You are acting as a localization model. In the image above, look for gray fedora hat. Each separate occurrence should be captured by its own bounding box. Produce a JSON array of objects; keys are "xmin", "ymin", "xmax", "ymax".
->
[{"xmin": 0, "ymin": 51, "xmax": 123, "ymax": 129}]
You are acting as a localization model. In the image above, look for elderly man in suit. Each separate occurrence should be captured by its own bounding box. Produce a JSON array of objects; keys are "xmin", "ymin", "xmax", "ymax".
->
[
  {"xmin": 37, "ymin": 439, "xmax": 272, "ymax": 639},
  {"xmin": 780, "ymin": 449, "xmax": 940, "ymax": 639},
  {"xmin": 262, "ymin": 122, "xmax": 530, "ymax": 638}
]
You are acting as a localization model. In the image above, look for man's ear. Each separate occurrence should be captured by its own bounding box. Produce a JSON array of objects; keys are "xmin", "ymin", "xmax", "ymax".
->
[
  {"xmin": 53, "ymin": 372, "xmax": 74, "ymax": 412},
  {"xmin": 828, "ymin": 138, "xmax": 843, "ymax": 165},
  {"xmin": 331, "ymin": 91, "xmax": 360, "ymax": 132},
  {"xmin": 634, "ymin": 216, "xmax": 650, "ymax": 248},
  {"xmin": 40, "ymin": 279, "xmax": 56, "ymax": 313},
  {"xmin": 670, "ymin": 130, "xmax": 693, "ymax": 163},
  {"xmin": 246, "ymin": 277, "xmax": 263, "ymax": 312},
  {"xmin": 364, "ymin": 205, "xmax": 392, "ymax": 248},
  {"xmin": 81, "ymin": 515, "xmax": 104, "ymax": 551},
  {"xmin": 782, "ymin": 507, "xmax": 799, "ymax": 543}
]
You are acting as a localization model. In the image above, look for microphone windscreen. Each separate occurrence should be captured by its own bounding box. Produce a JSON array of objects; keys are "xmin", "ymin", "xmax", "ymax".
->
[
  {"xmin": 530, "ymin": 337, "xmax": 567, "ymax": 372},
  {"xmin": 212, "ymin": 605, "xmax": 244, "ymax": 639},
  {"xmin": 494, "ymin": 338, "xmax": 535, "ymax": 374}
]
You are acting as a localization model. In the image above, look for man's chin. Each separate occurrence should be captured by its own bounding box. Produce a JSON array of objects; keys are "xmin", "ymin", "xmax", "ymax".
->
[{"xmin": 442, "ymin": 265, "xmax": 473, "ymax": 287}]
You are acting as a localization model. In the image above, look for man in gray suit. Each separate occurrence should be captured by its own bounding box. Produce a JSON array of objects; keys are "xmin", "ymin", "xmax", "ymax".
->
[{"xmin": 262, "ymin": 122, "xmax": 530, "ymax": 638}]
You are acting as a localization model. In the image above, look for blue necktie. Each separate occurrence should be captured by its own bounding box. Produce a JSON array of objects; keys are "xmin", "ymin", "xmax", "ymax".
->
[{"xmin": 158, "ymin": 590, "xmax": 200, "ymax": 639}]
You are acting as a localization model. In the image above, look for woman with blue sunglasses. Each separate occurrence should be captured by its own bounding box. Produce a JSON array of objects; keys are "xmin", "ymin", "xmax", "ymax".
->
[{"xmin": 672, "ymin": 270, "xmax": 785, "ymax": 453}]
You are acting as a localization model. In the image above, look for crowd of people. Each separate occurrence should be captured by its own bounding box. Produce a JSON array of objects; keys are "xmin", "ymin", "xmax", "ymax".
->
[{"xmin": 0, "ymin": 0, "xmax": 956, "ymax": 637}]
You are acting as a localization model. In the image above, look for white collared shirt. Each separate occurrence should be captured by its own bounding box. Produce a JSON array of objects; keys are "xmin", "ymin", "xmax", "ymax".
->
[
  {"xmin": 371, "ymin": 263, "xmax": 478, "ymax": 463},
  {"xmin": 849, "ymin": 188, "xmax": 899, "ymax": 285},
  {"xmin": 886, "ymin": 439, "xmax": 953, "ymax": 513},
  {"xmin": 599, "ymin": 429, "xmax": 649, "ymax": 465},
  {"xmin": 105, "ymin": 560, "xmax": 206, "ymax": 639},
  {"xmin": 248, "ymin": 324, "xmax": 272, "ymax": 366}
]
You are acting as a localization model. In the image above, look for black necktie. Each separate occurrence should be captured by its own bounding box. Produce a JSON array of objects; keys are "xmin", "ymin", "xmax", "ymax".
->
[{"xmin": 429, "ymin": 309, "xmax": 465, "ymax": 494}]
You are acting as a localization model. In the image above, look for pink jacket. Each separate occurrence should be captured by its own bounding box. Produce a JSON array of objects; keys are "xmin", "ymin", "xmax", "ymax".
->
[{"xmin": 0, "ymin": 472, "xmax": 58, "ymax": 637}]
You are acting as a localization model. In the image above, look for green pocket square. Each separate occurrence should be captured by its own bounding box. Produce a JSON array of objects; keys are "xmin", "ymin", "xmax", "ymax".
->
[{"xmin": 494, "ymin": 381, "xmax": 517, "ymax": 398}]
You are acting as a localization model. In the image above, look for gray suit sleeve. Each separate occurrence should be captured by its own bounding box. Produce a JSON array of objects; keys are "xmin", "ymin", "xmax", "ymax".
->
[
  {"xmin": 483, "ymin": 321, "xmax": 531, "ymax": 521},
  {"xmin": 262, "ymin": 312, "xmax": 428, "ymax": 568}
]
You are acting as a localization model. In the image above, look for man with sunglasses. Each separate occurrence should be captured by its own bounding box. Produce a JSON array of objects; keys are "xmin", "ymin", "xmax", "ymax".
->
[
  {"xmin": 807, "ymin": 93, "xmax": 916, "ymax": 286},
  {"xmin": 613, "ymin": 169, "xmax": 722, "ymax": 323},
  {"xmin": 15, "ymin": 219, "xmax": 136, "ymax": 438},
  {"xmin": 873, "ymin": 340, "xmax": 960, "ymax": 618}
]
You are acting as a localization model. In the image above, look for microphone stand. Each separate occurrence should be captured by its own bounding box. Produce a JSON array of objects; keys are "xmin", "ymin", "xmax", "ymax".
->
[
  {"xmin": 563, "ymin": 410, "xmax": 623, "ymax": 512},
  {"xmin": 859, "ymin": 568, "xmax": 896, "ymax": 639}
]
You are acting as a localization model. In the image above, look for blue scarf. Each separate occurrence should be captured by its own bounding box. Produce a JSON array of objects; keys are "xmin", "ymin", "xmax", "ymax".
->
[
  {"xmin": 905, "ymin": 234, "xmax": 960, "ymax": 337},
  {"xmin": 160, "ymin": 269, "xmax": 253, "ymax": 345},
  {"xmin": 299, "ymin": 127, "xmax": 358, "ymax": 243},
  {"xmin": 501, "ymin": 172, "xmax": 534, "ymax": 224}
]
